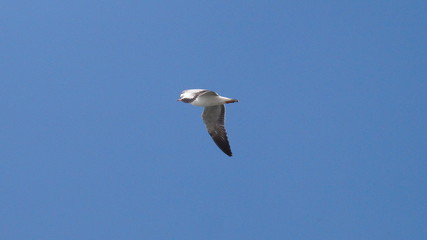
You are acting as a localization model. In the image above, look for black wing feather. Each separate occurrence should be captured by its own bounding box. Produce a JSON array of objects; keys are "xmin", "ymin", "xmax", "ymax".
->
[{"xmin": 202, "ymin": 105, "xmax": 232, "ymax": 156}]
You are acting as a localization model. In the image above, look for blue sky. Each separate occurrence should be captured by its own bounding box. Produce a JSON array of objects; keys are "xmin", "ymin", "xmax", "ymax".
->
[{"xmin": 1, "ymin": 1, "xmax": 426, "ymax": 239}]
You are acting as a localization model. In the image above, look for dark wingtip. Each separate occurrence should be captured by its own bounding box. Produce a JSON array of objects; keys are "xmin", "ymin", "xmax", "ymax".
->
[
  {"xmin": 212, "ymin": 137, "xmax": 233, "ymax": 157},
  {"xmin": 215, "ymin": 143, "xmax": 232, "ymax": 157}
]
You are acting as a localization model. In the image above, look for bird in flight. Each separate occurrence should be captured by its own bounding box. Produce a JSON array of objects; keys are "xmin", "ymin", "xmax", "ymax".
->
[{"xmin": 178, "ymin": 89, "xmax": 238, "ymax": 156}]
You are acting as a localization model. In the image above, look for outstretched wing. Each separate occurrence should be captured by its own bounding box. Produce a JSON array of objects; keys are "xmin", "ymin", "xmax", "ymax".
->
[{"xmin": 202, "ymin": 105, "xmax": 232, "ymax": 156}]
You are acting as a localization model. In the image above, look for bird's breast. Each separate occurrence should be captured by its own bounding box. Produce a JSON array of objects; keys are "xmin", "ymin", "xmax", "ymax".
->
[{"xmin": 191, "ymin": 96, "xmax": 225, "ymax": 107}]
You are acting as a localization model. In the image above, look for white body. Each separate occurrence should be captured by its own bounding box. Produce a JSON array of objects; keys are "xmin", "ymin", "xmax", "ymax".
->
[
  {"xmin": 191, "ymin": 95, "xmax": 234, "ymax": 107},
  {"xmin": 179, "ymin": 89, "xmax": 236, "ymax": 107}
]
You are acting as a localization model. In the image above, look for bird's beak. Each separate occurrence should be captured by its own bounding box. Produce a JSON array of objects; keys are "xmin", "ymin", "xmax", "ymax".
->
[{"xmin": 177, "ymin": 98, "xmax": 182, "ymax": 101}]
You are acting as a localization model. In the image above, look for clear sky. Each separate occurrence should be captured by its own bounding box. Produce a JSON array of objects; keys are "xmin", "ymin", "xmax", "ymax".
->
[{"xmin": 1, "ymin": 1, "xmax": 426, "ymax": 239}]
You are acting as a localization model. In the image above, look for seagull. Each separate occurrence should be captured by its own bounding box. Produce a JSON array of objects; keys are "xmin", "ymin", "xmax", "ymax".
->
[{"xmin": 178, "ymin": 89, "xmax": 238, "ymax": 156}]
